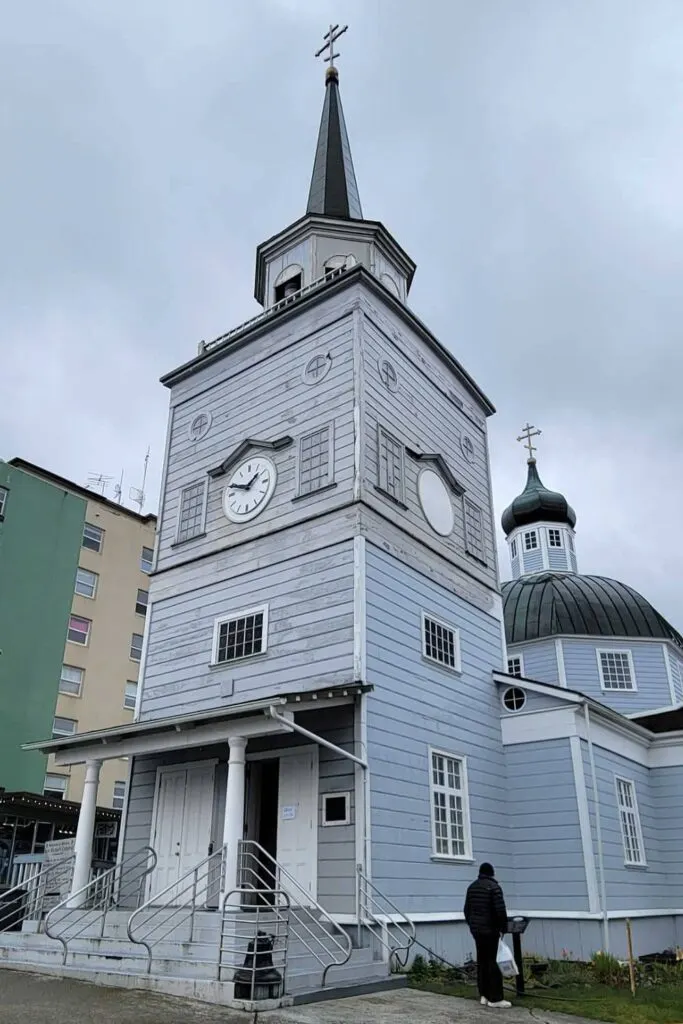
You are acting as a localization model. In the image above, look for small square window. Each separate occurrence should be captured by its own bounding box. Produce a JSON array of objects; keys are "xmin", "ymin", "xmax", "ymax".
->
[
  {"xmin": 0, "ymin": 486, "xmax": 8, "ymax": 519},
  {"xmin": 130, "ymin": 633, "xmax": 144, "ymax": 661},
  {"xmin": 598, "ymin": 650, "xmax": 635, "ymax": 691},
  {"xmin": 82, "ymin": 523, "xmax": 104, "ymax": 553},
  {"xmin": 422, "ymin": 614, "xmax": 461, "ymax": 672},
  {"xmin": 510, "ymin": 538, "xmax": 518, "ymax": 559},
  {"xmin": 59, "ymin": 664, "xmax": 84, "ymax": 697},
  {"xmin": 548, "ymin": 528, "xmax": 563, "ymax": 548},
  {"xmin": 507, "ymin": 656, "xmax": 523, "ymax": 678},
  {"xmin": 68, "ymin": 615, "xmax": 91, "ymax": 646},
  {"xmin": 298, "ymin": 425, "xmax": 334, "ymax": 495},
  {"xmin": 112, "ymin": 780, "xmax": 127, "ymax": 811},
  {"xmin": 43, "ymin": 774, "xmax": 68, "ymax": 799},
  {"xmin": 524, "ymin": 530, "xmax": 538, "ymax": 551},
  {"xmin": 75, "ymin": 567, "xmax": 98, "ymax": 599},
  {"xmin": 124, "ymin": 680, "xmax": 138, "ymax": 710},
  {"xmin": 135, "ymin": 589, "xmax": 149, "ymax": 616},
  {"xmin": 322, "ymin": 792, "xmax": 351, "ymax": 826},
  {"xmin": 464, "ymin": 499, "xmax": 486, "ymax": 563},
  {"xmin": 213, "ymin": 606, "xmax": 268, "ymax": 664},
  {"xmin": 377, "ymin": 426, "xmax": 405, "ymax": 503},
  {"xmin": 140, "ymin": 546, "xmax": 154, "ymax": 573},
  {"xmin": 53, "ymin": 716, "xmax": 77, "ymax": 738},
  {"xmin": 176, "ymin": 481, "xmax": 206, "ymax": 543}
]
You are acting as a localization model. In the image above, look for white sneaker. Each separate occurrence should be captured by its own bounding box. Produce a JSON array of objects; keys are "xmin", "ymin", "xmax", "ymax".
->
[
  {"xmin": 488, "ymin": 1000, "xmax": 512, "ymax": 1008},
  {"xmin": 480, "ymin": 997, "xmax": 489, "ymax": 1005}
]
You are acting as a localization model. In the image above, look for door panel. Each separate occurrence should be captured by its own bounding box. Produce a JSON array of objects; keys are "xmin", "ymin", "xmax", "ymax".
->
[
  {"xmin": 151, "ymin": 762, "xmax": 215, "ymax": 900},
  {"xmin": 152, "ymin": 769, "xmax": 188, "ymax": 892},
  {"xmin": 277, "ymin": 749, "xmax": 318, "ymax": 904}
]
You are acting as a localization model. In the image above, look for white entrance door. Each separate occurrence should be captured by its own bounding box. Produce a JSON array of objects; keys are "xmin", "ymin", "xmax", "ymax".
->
[
  {"xmin": 151, "ymin": 762, "xmax": 215, "ymax": 897},
  {"xmin": 277, "ymin": 748, "xmax": 318, "ymax": 904}
]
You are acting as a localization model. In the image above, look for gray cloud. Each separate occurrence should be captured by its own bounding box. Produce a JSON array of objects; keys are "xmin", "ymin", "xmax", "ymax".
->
[{"xmin": 1, "ymin": 0, "xmax": 681, "ymax": 625}]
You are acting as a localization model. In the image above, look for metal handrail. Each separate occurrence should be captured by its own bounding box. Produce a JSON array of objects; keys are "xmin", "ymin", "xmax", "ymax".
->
[
  {"xmin": 0, "ymin": 855, "xmax": 75, "ymax": 934},
  {"xmin": 127, "ymin": 845, "xmax": 225, "ymax": 973},
  {"xmin": 220, "ymin": 886, "xmax": 290, "ymax": 994},
  {"xmin": 45, "ymin": 846, "xmax": 157, "ymax": 964},
  {"xmin": 356, "ymin": 864, "xmax": 416, "ymax": 968},
  {"xmin": 238, "ymin": 840, "xmax": 352, "ymax": 987}
]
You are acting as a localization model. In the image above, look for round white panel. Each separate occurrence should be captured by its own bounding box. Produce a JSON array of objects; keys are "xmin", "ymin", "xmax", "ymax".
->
[
  {"xmin": 417, "ymin": 469, "xmax": 454, "ymax": 537},
  {"xmin": 223, "ymin": 457, "xmax": 277, "ymax": 524}
]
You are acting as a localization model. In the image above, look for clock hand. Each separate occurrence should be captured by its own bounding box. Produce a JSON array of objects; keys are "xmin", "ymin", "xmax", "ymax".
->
[{"xmin": 230, "ymin": 473, "xmax": 260, "ymax": 491}]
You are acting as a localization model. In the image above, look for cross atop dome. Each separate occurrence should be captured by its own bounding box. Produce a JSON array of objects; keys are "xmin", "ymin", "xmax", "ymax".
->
[{"xmin": 516, "ymin": 422, "xmax": 542, "ymax": 463}]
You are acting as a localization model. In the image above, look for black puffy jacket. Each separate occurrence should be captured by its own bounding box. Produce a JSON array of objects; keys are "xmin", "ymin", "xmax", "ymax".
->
[{"xmin": 463, "ymin": 875, "xmax": 508, "ymax": 935}]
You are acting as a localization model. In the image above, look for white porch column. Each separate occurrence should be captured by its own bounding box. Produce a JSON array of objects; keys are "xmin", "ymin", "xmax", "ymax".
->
[
  {"xmin": 69, "ymin": 758, "xmax": 102, "ymax": 905},
  {"xmin": 222, "ymin": 736, "xmax": 247, "ymax": 907}
]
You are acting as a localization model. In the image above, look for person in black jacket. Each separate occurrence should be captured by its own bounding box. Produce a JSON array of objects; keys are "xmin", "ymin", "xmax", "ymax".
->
[{"xmin": 463, "ymin": 862, "xmax": 511, "ymax": 1007}]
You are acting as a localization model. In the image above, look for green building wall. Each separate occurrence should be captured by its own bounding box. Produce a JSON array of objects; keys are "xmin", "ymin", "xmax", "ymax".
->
[{"xmin": 0, "ymin": 461, "xmax": 86, "ymax": 793}]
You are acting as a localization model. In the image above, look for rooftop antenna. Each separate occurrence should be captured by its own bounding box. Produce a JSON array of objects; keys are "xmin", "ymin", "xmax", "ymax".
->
[
  {"xmin": 113, "ymin": 469, "xmax": 124, "ymax": 505},
  {"xmin": 129, "ymin": 447, "xmax": 150, "ymax": 514},
  {"xmin": 86, "ymin": 473, "xmax": 112, "ymax": 496}
]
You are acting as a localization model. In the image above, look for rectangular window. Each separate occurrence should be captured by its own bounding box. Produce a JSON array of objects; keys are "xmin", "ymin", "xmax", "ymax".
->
[
  {"xmin": 59, "ymin": 664, "xmax": 84, "ymax": 697},
  {"xmin": 507, "ymin": 656, "xmax": 523, "ymax": 678},
  {"xmin": 548, "ymin": 528, "xmax": 563, "ymax": 548},
  {"xmin": 140, "ymin": 546, "xmax": 154, "ymax": 573},
  {"xmin": 568, "ymin": 533, "xmax": 575, "ymax": 553},
  {"xmin": 298, "ymin": 425, "xmax": 333, "ymax": 495},
  {"xmin": 0, "ymin": 486, "xmax": 8, "ymax": 519},
  {"xmin": 74, "ymin": 567, "xmax": 98, "ymax": 599},
  {"xmin": 377, "ymin": 426, "xmax": 404, "ymax": 503},
  {"xmin": 464, "ymin": 499, "xmax": 486, "ymax": 562},
  {"xmin": 53, "ymin": 716, "xmax": 77, "ymax": 738},
  {"xmin": 322, "ymin": 792, "xmax": 351, "ymax": 826},
  {"xmin": 430, "ymin": 750, "xmax": 472, "ymax": 860},
  {"xmin": 124, "ymin": 680, "xmax": 138, "ymax": 710},
  {"xmin": 212, "ymin": 606, "xmax": 268, "ymax": 664},
  {"xmin": 67, "ymin": 615, "xmax": 91, "ymax": 646},
  {"xmin": 43, "ymin": 774, "xmax": 68, "ymax": 799},
  {"xmin": 82, "ymin": 522, "xmax": 104, "ymax": 553},
  {"xmin": 510, "ymin": 538, "xmax": 518, "ymax": 559},
  {"xmin": 135, "ymin": 588, "xmax": 149, "ymax": 617},
  {"xmin": 524, "ymin": 530, "xmax": 538, "ymax": 551},
  {"xmin": 598, "ymin": 650, "xmax": 636, "ymax": 691},
  {"xmin": 422, "ymin": 614, "xmax": 461, "ymax": 672},
  {"xmin": 112, "ymin": 781, "xmax": 127, "ymax": 811},
  {"xmin": 176, "ymin": 480, "xmax": 206, "ymax": 543},
  {"xmin": 615, "ymin": 777, "xmax": 646, "ymax": 866},
  {"xmin": 130, "ymin": 633, "xmax": 144, "ymax": 661}
]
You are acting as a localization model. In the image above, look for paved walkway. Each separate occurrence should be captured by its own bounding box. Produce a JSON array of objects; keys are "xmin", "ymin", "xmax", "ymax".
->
[{"xmin": 0, "ymin": 969, "xmax": 591, "ymax": 1024}]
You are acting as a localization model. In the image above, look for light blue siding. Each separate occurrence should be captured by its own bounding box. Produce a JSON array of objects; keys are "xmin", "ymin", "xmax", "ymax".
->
[
  {"xmin": 504, "ymin": 740, "xmax": 588, "ymax": 910},
  {"xmin": 522, "ymin": 547, "xmax": 543, "ymax": 574},
  {"xmin": 511, "ymin": 555, "xmax": 520, "ymax": 579},
  {"xmin": 650, "ymin": 766, "xmax": 683, "ymax": 894},
  {"xmin": 670, "ymin": 653, "xmax": 683, "ymax": 702},
  {"xmin": 364, "ymin": 544, "xmax": 507, "ymax": 914},
  {"xmin": 563, "ymin": 639, "xmax": 671, "ymax": 714},
  {"xmin": 548, "ymin": 547, "xmax": 569, "ymax": 571},
  {"xmin": 514, "ymin": 641, "xmax": 559, "ymax": 685}
]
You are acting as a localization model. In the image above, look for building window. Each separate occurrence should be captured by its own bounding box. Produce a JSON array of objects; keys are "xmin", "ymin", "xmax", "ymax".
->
[
  {"xmin": 302, "ymin": 352, "xmax": 332, "ymax": 384},
  {"xmin": 377, "ymin": 426, "xmax": 404, "ymax": 503},
  {"xmin": 59, "ymin": 664, "xmax": 84, "ymax": 697},
  {"xmin": 176, "ymin": 480, "xmax": 206, "ymax": 543},
  {"xmin": 82, "ymin": 523, "xmax": 104, "ymax": 553},
  {"xmin": 510, "ymin": 538, "xmax": 518, "ymax": 559},
  {"xmin": 53, "ymin": 716, "xmax": 77, "ymax": 738},
  {"xmin": 188, "ymin": 411, "xmax": 212, "ymax": 442},
  {"xmin": 548, "ymin": 528, "xmax": 563, "ymax": 548},
  {"xmin": 598, "ymin": 650, "xmax": 636, "ymax": 691},
  {"xmin": 274, "ymin": 266, "xmax": 302, "ymax": 303},
  {"xmin": 0, "ymin": 486, "xmax": 8, "ymax": 519},
  {"xmin": 124, "ymin": 680, "xmax": 138, "ymax": 710},
  {"xmin": 212, "ymin": 606, "xmax": 268, "ymax": 665},
  {"xmin": 568, "ymin": 533, "xmax": 575, "ymax": 553},
  {"xmin": 130, "ymin": 633, "xmax": 144, "ymax": 662},
  {"xmin": 322, "ymin": 792, "xmax": 351, "ymax": 826},
  {"xmin": 44, "ymin": 774, "xmax": 68, "ymax": 800},
  {"xmin": 464, "ymin": 499, "xmax": 486, "ymax": 562},
  {"xmin": 507, "ymin": 656, "xmax": 523, "ymax": 678},
  {"xmin": 74, "ymin": 567, "xmax": 98, "ymax": 599},
  {"xmin": 135, "ymin": 589, "xmax": 149, "ymax": 617},
  {"xmin": 140, "ymin": 546, "xmax": 154, "ymax": 573},
  {"xmin": 298, "ymin": 425, "xmax": 333, "ymax": 495},
  {"xmin": 524, "ymin": 530, "xmax": 538, "ymax": 551},
  {"xmin": 67, "ymin": 615, "xmax": 91, "ymax": 646},
  {"xmin": 112, "ymin": 781, "xmax": 127, "ymax": 811},
  {"xmin": 422, "ymin": 614, "xmax": 461, "ymax": 672},
  {"xmin": 502, "ymin": 686, "xmax": 527, "ymax": 712},
  {"xmin": 378, "ymin": 359, "xmax": 399, "ymax": 392},
  {"xmin": 430, "ymin": 750, "xmax": 472, "ymax": 860},
  {"xmin": 615, "ymin": 777, "xmax": 646, "ymax": 866}
]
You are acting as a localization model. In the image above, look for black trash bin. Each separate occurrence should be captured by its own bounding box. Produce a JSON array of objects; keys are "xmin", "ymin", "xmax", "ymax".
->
[{"xmin": 0, "ymin": 885, "xmax": 28, "ymax": 932}]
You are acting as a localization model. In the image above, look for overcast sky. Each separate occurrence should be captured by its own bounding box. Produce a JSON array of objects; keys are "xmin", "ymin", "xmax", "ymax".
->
[{"xmin": 2, "ymin": 1, "xmax": 682, "ymax": 626}]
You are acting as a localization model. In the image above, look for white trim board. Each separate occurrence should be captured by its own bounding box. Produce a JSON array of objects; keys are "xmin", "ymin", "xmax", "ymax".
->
[
  {"xmin": 330, "ymin": 909, "xmax": 683, "ymax": 925},
  {"xmin": 353, "ymin": 535, "xmax": 367, "ymax": 680},
  {"xmin": 569, "ymin": 735, "xmax": 600, "ymax": 913}
]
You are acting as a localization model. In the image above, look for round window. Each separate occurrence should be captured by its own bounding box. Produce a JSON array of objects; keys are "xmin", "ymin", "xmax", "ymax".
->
[
  {"xmin": 303, "ymin": 353, "xmax": 332, "ymax": 385},
  {"xmin": 188, "ymin": 411, "xmax": 212, "ymax": 442},
  {"xmin": 378, "ymin": 358, "xmax": 398, "ymax": 392},
  {"xmin": 461, "ymin": 435, "xmax": 475, "ymax": 463},
  {"xmin": 502, "ymin": 687, "xmax": 527, "ymax": 712}
]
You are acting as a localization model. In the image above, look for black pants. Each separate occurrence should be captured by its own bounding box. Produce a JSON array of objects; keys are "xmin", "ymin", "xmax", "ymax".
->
[{"xmin": 473, "ymin": 931, "xmax": 504, "ymax": 1003}]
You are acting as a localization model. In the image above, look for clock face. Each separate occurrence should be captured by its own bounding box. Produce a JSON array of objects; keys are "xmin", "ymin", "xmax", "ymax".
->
[
  {"xmin": 223, "ymin": 457, "xmax": 277, "ymax": 523},
  {"xmin": 417, "ymin": 469, "xmax": 454, "ymax": 537}
]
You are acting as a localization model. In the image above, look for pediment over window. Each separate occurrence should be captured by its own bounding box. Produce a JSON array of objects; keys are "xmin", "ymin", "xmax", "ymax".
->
[
  {"xmin": 405, "ymin": 449, "xmax": 466, "ymax": 496},
  {"xmin": 208, "ymin": 436, "xmax": 294, "ymax": 479}
]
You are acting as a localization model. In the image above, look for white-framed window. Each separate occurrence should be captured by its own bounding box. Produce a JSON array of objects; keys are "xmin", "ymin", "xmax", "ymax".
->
[
  {"xmin": 422, "ymin": 613, "xmax": 461, "ymax": 672},
  {"xmin": 74, "ymin": 567, "xmax": 98, "ymax": 599},
  {"xmin": 322, "ymin": 792, "xmax": 351, "ymax": 826},
  {"xmin": 212, "ymin": 605, "xmax": 268, "ymax": 665},
  {"xmin": 130, "ymin": 632, "xmax": 144, "ymax": 661},
  {"xmin": 0, "ymin": 486, "xmax": 8, "ymax": 519},
  {"xmin": 53, "ymin": 716, "xmax": 77, "ymax": 738},
  {"xmin": 524, "ymin": 530, "xmax": 538, "ymax": 551},
  {"xmin": 59, "ymin": 664, "xmax": 84, "ymax": 697},
  {"xmin": 502, "ymin": 686, "xmax": 526, "ymax": 712},
  {"xmin": 140, "ymin": 546, "xmax": 154, "ymax": 573},
  {"xmin": 43, "ymin": 773, "xmax": 68, "ymax": 799},
  {"xmin": 377, "ymin": 425, "xmax": 404, "ymax": 503},
  {"xmin": 135, "ymin": 588, "xmax": 149, "ymax": 617},
  {"xmin": 429, "ymin": 749, "xmax": 472, "ymax": 860},
  {"xmin": 67, "ymin": 614, "xmax": 91, "ymax": 646},
  {"xmin": 597, "ymin": 649, "xmax": 636, "ymax": 691},
  {"xmin": 124, "ymin": 680, "xmax": 138, "ymax": 710},
  {"xmin": 112, "ymin": 780, "xmax": 127, "ymax": 811},
  {"xmin": 568, "ymin": 533, "xmax": 575, "ymax": 553},
  {"xmin": 510, "ymin": 538, "xmax": 518, "ymax": 559},
  {"xmin": 615, "ymin": 776, "xmax": 646, "ymax": 866},
  {"xmin": 176, "ymin": 480, "xmax": 207, "ymax": 543},
  {"xmin": 547, "ymin": 527, "xmax": 563, "ymax": 548},
  {"xmin": 298, "ymin": 424, "xmax": 334, "ymax": 495},
  {"xmin": 507, "ymin": 655, "xmax": 523, "ymax": 678},
  {"xmin": 82, "ymin": 522, "xmax": 104, "ymax": 553},
  {"xmin": 464, "ymin": 499, "xmax": 485, "ymax": 562}
]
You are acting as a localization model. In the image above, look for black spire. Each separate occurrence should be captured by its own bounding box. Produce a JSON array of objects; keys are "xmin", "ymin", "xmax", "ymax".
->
[{"xmin": 306, "ymin": 66, "xmax": 363, "ymax": 221}]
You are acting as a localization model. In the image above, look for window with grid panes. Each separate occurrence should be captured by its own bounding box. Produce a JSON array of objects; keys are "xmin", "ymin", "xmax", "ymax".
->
[
  {"xmin": 548, "ymin": 528, "xmax": 563, "ymax": 547},
  {"xmin": 524, "ymin": 530, "xmax": 538, "ymax": 551},
  {"xmin": 616, "ymin": 777, "xmax": 646, "ymax": 865},
  {"xmin": 510, "ymin": 538, "xmax": 518, "ymax": 559},
  {"xmin": 214, "ymin": 607, "xmax": 267, "ymax": 664},
  {"xmin": 507, "ymin": 657, "xmax": 523, "ymax": 678},
  {"xmin": 177, "ymin": 481, "xmax": 206, "ymax": 542},
  {"xmin": 298, "ymin": 426, "xmax": 332, "ymax": 494},
  {"xmin": 423, "ymin": 615, "xmax": 460, "ymax": 671},
  {"xmin": 377, "ymin": 427, "xmax": 404, "ymax": 502},
  {"xmin": 59, "ymin": 664, "xmax": 84, "ymax": 696},
  {"xmin": 430, "ymin": 751, "xmax": 471, "ymax": 859},
  {"xmin": 598, "ymin": 650, "xmax": 635, "ymax": 690},
  {"xmin": 464, "ymin": 499, "xmax": 485, "ymax": 562}
]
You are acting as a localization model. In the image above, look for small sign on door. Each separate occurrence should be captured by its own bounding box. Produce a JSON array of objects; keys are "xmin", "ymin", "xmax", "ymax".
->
[{"xmin": 281, "ymin": 805, "xmax": 297, "ymax": 820}]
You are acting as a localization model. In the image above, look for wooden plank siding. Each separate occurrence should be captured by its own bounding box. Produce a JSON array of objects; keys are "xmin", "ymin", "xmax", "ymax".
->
[
  {"xmin": 563, "ymin": 639, "xmax": 672, "ymax": 715},
  {"xmin": 651, "ymin": 766, "xmax": 683, "ymax": 893},
  {"xmin": 512, "ymin": 641, "xmax": 560, "ymax": 686}
]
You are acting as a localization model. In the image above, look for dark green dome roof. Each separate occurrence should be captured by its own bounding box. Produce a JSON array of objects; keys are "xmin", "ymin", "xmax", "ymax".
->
[
  {"xmin": 501, "ymin": 459, "xmax": 576, "ymax": 537},
  {"xmin": 502, "ymin": 572, "xmax": 683, "ymax": 649}
]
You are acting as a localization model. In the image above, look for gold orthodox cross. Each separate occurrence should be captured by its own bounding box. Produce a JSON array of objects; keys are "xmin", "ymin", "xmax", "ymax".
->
[
  {"xmin": 516, "ymin": 423, "xmax": 542, "ymax": 460},
  {"xmin": 315, "ymin": 23, "xmax": 348, "ymax": 69}
]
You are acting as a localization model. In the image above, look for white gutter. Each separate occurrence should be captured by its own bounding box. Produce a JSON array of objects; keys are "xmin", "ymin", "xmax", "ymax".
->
[
  {"xmin": 266, "ymin": 705, "xmax": 368, "ymax": 769},
  {"xmin": 584, "ymin": 703, "xmax": 609, "ymax": 952}
]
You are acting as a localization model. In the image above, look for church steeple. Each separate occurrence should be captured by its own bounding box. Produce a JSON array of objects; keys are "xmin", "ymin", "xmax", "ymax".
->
[{"xmin": 306, "ymin": 64, "xmax": 363, "ymax": 221}]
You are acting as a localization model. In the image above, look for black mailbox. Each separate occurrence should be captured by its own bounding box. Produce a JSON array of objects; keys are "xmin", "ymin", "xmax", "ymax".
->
[
  {"xmin": 507, "ymin": 916, "xmax": 529, "ymax": 935},
  {"xmin": 506, "ymin": 916, "xmax": 530, "ymax": 995}
]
